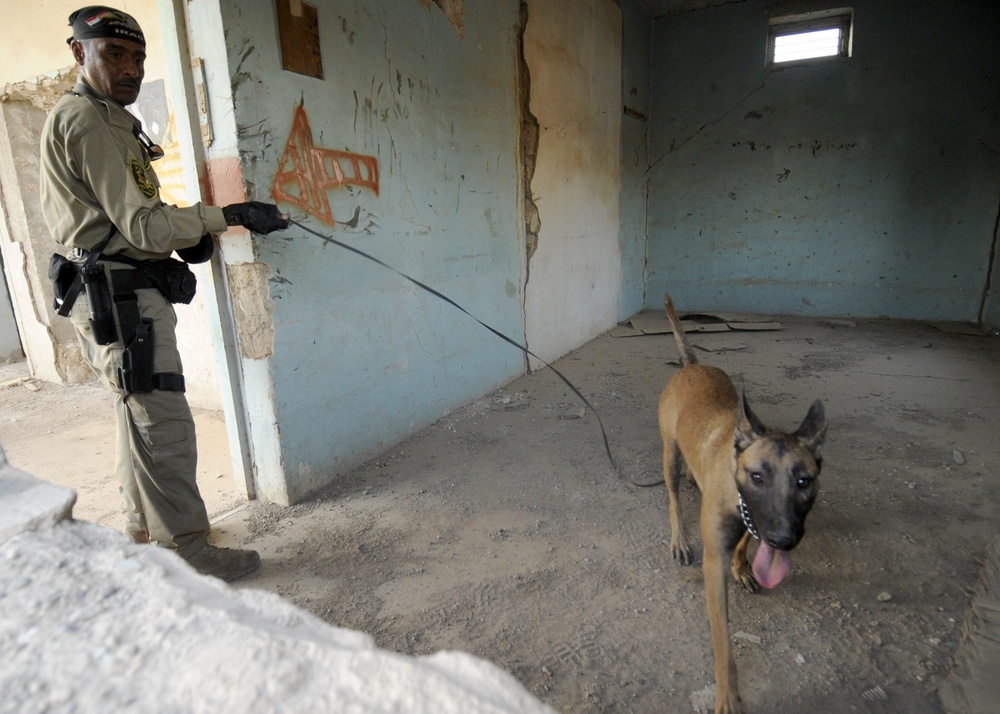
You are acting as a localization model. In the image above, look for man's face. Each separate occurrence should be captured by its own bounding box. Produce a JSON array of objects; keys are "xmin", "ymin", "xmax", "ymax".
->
[{"xmin": 72, "ymin": 37, "xmax": 145, "ymax": 106}]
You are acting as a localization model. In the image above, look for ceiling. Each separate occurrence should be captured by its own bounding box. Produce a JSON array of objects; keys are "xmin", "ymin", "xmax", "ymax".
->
[{"xmin": 636, "ymin": 0, "xmax": 746, "ymax": 17}]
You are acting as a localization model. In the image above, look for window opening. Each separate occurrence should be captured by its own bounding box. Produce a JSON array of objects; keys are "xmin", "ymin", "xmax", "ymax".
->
[{"xmin": 768, "ymin": 9, "xmax": 853, "ymax": 65}]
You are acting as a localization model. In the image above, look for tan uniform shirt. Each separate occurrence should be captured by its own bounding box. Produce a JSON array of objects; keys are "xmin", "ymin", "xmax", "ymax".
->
[{"xmin": 40, "ymin": 82, "xmax": 227, "ymax": 260}]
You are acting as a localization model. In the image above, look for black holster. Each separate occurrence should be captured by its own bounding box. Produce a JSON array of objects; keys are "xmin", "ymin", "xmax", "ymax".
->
[
  {"xmin": 106, "ymin": 268, "xmax": 186, "ymax": 395},
  {"xmin": 49, "ymin": 253, "xmax": 79, "ymax": 315},
  {"xmin": 49, "ymin": 227, "xmax": 114, "ymax": 317},
  {"xmin": 119, "ymin": 318, "xmax": 155, "ymax": 393}
]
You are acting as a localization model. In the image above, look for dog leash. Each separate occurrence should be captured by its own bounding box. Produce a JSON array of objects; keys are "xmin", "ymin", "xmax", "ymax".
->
[{"xmin": 288, "ymin": 219, "xmax": 618, "ymax": 472}]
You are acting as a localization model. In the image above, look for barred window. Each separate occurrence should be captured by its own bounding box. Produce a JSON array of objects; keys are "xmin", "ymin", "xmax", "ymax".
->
[{"xmin": 768, "ymin": 9, "xmax": 853, "ymax": 65}]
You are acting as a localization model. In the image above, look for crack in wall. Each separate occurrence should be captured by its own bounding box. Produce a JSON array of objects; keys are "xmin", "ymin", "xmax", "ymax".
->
[
  {"xmin": 517, "ymin": 1, "xmax": 540, "ymax": 370},
  {"xmin": 648, "ymin": 78, "xmax": 768, "ymax": 170},
  {"xmin": 978, "ymin": 191, "xmax": 1000, "ymax": 328},
  {"xmin": 518, "ymin": 2, "xmax": 541, "ymax": 265}
]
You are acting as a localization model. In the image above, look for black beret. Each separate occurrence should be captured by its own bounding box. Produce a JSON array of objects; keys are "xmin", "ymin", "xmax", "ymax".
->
[{"xmin": 67, "ymin": 6, "xmax": 145, "ymax": 47}]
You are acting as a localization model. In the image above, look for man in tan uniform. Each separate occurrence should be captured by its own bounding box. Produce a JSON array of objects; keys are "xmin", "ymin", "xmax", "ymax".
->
[{"xmin": 40, "ymin": 6, "xmax": 288, "ymax": 581}]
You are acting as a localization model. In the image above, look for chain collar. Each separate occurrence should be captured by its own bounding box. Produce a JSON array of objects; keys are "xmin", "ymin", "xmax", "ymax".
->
[{"xmin": 738, "ymin": 495, "xmax": 759, "ymax": 540}]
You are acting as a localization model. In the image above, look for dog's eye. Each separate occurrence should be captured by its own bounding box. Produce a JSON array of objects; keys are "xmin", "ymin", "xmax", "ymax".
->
[
  {"xmin": 750, "ymin": 471, "xmax": 764, "ymax": 484},
  {"xmin": 797, "ymin": 477, "xmax": 813, "ymax": 489}
]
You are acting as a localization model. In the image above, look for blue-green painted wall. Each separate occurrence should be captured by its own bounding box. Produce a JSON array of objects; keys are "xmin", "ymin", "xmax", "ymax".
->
[
  {"xmin": 646, "ymin": 0, "xmax": 1000, "ymax": 320},
  {"xmin": 619, "ymin": 0, "xmax": 652, "ymax": 320},
  {"xmin": 228, "ymin": 0, "xmax": 524, "ymax": 501}
]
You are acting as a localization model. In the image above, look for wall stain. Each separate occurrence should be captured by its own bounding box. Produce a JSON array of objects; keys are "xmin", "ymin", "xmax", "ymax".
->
[
  {"xmin": 231, "ymin": 41, "xmax": 256, "ymax": 92},
  {"xmin": 419, "ymin": 0, "xmax": 465, "ymax": 38},
  {"xmin": 339, "ymin": 16, "xmax": 356, "ymax": 43}
]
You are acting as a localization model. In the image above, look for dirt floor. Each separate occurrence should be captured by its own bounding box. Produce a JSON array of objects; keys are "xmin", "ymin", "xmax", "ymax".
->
[{"xmin": 2, "ymin": 315, "xmax": 998, "ymax": 713}]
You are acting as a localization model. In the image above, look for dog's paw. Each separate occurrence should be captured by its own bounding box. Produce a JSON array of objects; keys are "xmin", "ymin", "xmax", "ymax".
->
[
  {"xmin": 732, "ymin": 564, "xmax": 759, "ymax": 593},
  {"xmin": 715, "ymin": 688, "xmax": 743, "ymax": 714},
  {"xmin": 670, "ymin": 540, "xmax": 693, "ymax": 566}
]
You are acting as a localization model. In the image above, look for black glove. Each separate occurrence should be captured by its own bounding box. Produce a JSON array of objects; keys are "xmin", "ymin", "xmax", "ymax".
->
[{"xmin": 222, "ymin": 201, "xmax": 289, "ymax": 234}]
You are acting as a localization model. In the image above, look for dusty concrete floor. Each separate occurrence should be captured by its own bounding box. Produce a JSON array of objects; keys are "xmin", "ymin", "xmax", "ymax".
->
[{"xmin": 2, "ymin": 315, "xmax": 998, "ymax": 713}]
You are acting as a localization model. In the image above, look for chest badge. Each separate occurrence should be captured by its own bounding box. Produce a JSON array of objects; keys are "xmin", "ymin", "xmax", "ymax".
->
[{"xmin": 129, "ymin": 157, "xmax": 158, "ymax": 200}]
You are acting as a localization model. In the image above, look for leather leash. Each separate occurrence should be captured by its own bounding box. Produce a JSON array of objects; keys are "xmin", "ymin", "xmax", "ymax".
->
[{"xmin": 289, "ymin": 219, "xmax": 618, "ymax": 472}]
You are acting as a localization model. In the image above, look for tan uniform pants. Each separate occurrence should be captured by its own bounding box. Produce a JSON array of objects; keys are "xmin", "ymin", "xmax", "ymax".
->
[{"xmin": 71, "ymin": 269, "xmax": 209, "ymax": 558}]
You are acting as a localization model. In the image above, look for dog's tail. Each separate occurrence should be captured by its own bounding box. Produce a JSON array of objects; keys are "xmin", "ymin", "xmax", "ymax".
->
[{"xmin": 664, "ymin": 293, "xmax": 698, "ymax": 366}]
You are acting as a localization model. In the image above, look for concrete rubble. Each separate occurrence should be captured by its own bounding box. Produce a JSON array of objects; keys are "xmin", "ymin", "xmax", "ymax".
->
[{"xmin": 0, "ymin": 447, "xmax": 554, "ymax": 714}]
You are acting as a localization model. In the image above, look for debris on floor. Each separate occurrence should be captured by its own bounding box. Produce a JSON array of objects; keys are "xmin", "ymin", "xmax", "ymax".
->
[{"xmin": 612, "ymin": 309, "xmax": 784, "ymax": 338}]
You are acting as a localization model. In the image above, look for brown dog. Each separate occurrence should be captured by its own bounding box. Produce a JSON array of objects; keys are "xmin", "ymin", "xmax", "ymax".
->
[{"xmin": 658, "ymin": 295, "xmax": 826, "ymax": 714}]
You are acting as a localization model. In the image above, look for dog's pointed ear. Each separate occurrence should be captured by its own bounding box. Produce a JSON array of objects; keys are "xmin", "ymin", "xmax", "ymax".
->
[
  {"xmin": 793, "ymin": 399, "xmax": 827, "ymax": 454},
  {"xmin": 735, "ymin": 390, "xmax": 767, "ymax": 452}
]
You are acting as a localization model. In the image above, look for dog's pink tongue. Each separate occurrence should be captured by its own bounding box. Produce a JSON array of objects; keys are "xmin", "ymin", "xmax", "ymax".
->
[{"xmin": 753, "ymin": 542, "xmax": 791, "ymax": 589}]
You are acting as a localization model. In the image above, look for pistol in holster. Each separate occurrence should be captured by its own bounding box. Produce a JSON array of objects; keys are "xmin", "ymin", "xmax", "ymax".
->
[
  {"xmin": 104, "ymin": 268, "xmax": 185, "ymax": 395},
  {"xmin": 118, "ymin": 317, "xmax": 155, "ymax": 394},
  {"xmin": 74, "ymin": 263, "xmax": 157, "ymax": 393}
]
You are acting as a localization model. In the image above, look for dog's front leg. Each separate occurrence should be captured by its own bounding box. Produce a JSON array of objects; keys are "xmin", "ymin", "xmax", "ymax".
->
[
  {"xmin": 731, "ymin": 531, "xmax": 758, "ymax": 593},
  {"xmin": 702, "ymin": 509, "xmax": 742, "ymax": 714}
]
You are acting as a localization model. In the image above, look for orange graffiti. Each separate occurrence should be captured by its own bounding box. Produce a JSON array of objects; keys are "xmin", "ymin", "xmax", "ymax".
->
[{"xmin": 272, "ymin": 105, "xmax": 379, "ymax": 225}]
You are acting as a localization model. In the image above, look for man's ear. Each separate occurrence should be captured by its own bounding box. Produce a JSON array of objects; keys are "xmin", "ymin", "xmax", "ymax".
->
[{"xmin": 70, "ymin": 39, "xmax": 86, "ymax": 66}]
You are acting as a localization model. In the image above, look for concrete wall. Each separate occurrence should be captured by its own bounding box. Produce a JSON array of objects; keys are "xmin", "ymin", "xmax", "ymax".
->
[
  {"xmin": 197, "ymin": 0, "xmax": 527, "ymax": 503},
  {"xmin": 3, "ymin": 0, "xmax": 630, "ymax": 505},
  {"xmin": 0, "ymin": 82, "xmax": 85, "ymax": 383},
  {"xmin": 646, "ymin": 0, "xmax": 1000, "ymax": 320},
  {"xmin": 0, "ymin": 276, "xmax": 18, "ymax": 364},
  {"xmin": 0, "ymin": 1, "xmax": 170, "ymax": 86},
  {"xmin": 619, "ymin": 0, "xmax": 652, "ymax": 320},
  {"xmin": 0, "ymin": 136, "xmax": 20, "ymax": 361},
  {"xmin": 0, "ymin": 1, "xmax": 223, "ymax": 408},
  {"xmin": 983, "ymin": 221, "xmax": 1000, "ymax": 333},
  {"xmin": 523, "ymin": 0, "xmax": 622, "ymax": 364}
]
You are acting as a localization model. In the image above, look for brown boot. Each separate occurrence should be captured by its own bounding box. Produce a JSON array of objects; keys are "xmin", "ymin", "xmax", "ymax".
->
[
  {"xmin": 127, "ymin": 530, "xmax": 150, "ymax": 544},
  {"xmin": 186, "ymin": 544, "xmax": 261, "ymax": 582}
]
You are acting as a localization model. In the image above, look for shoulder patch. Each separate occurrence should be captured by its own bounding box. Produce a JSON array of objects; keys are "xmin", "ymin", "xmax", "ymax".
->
[{"xmin": 129, "ymin": 157, "xmax": 158, "ymax": 200}]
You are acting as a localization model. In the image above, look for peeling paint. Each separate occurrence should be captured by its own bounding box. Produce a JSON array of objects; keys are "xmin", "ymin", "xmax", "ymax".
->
[
  {"xmin": 418, "ymin": 0, "xmax": 465, "ymax": 38},
  {"xmin": 227, "ymin": 262, "xmax": 275, "ymax": 360},
  {"xmin": 202, "ymin": 156, "xmax": 246, "ymax": 206},
  {"xmin": 517, "ymin": 2, "xmax": 541, "ymax": 262},
  {"xmin": 0, "ymin": 68, "xmax": 74, "ymax": 110}
]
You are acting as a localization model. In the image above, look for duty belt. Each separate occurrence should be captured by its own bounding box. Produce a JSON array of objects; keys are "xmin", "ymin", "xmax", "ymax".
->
[{"xmin": 56, "ymin": 234, "xmax": 186, "ymax": 394}]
